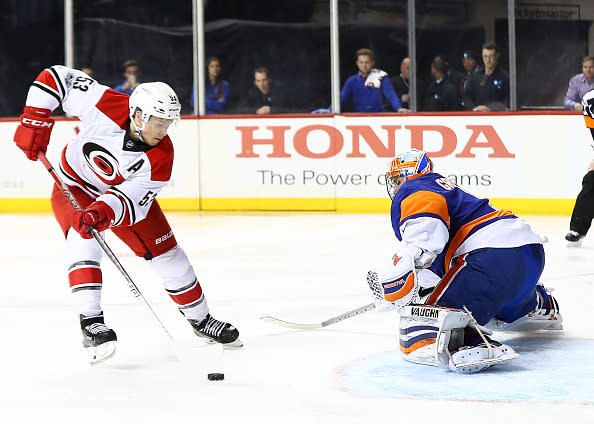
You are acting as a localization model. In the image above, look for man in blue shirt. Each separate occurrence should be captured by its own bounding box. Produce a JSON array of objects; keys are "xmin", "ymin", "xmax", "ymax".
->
[
  {"xmin": 564, "ymin": 56, "xmax": 594, "ymax": 111},
  {"xmin": 113, "ymin": 60, "xmax": 142, "ymax": 96},
  {"xmin": 340, "ymin": 48, "xmax": 407, "ymax": 113}
]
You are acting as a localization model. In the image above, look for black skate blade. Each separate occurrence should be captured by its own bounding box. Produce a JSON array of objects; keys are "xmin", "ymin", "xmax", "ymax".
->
[{"xmin": 87, "ymin": 341, "xmax": 116, "ymax": 365}]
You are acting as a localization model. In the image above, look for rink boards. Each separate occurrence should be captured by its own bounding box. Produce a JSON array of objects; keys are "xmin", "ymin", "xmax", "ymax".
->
[{"xmin": 0, "ymin": 112, "xmax": 588, "ymax": 214}]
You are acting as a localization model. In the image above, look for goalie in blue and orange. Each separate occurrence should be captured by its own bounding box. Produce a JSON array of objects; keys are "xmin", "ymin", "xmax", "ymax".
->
[{"xmin": 366, "ymin": 149, "xmax": 562, "ymax": 372}]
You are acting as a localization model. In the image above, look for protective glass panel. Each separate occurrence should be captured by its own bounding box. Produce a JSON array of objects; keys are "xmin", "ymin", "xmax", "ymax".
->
[
  {"xmin": 204, "ymin": 1, "xmax": 330, "ymax": 115},
  {"xmin": 414, "ymin": 0, "xmax": 509, "ymax": 112},
  {"xmin": 338, "ymin": 0, "xmax": 409, "ymax": 113},
  {"xmin": 511, "ymin": 3, "xmax": 592, "ymax": 109},
  {"xmin": 1, "ymin": 1, "xmax": 64, "ymax": 117},
  {"xmin": 73, "ymin": 0, "xmax": 193, "ymax": 113}
]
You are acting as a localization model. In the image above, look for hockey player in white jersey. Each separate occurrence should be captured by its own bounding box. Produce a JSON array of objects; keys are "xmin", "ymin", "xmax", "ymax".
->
[
  {"xmin": 13, "ymin": 65, "xmax": 241, "ymax": 363},
  {"xmin": 367, "ymin": 149, "xmax": 562, "ymax": 373}
]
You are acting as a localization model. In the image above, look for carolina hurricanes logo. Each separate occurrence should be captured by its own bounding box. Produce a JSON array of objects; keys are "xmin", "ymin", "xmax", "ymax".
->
[{"xmin": 82, "ymin": 142, "xmax": 125, "ymax": 185}]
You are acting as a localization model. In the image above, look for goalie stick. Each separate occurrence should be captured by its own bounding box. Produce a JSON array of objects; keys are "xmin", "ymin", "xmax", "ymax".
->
[
  {"xmin": 261, "ymin": 302, "xmax": 376, "ymax": 330},
  {"xmin": 38, "ymin": 152, "xmax": 173, "ymax": 340}
]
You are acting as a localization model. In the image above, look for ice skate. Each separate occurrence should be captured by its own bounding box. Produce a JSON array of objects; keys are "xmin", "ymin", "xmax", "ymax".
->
[
  {"xmin": 565, "ymin": 230, "xmax": 584, "ymax": 247},
  {"xmin": 189, "ymin": 314, "xmax": 243, "ymax": 348},
  {"xmin": 80, "ymin": 313, "xmax": 117, "ymax": 365},
  {"xmin": 486, "ymin": 284, "xmax": 563, "ymax": 332}
]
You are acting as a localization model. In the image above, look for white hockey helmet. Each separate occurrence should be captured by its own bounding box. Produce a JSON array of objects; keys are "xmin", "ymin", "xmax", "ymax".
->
[
  {"xmin": 385, "ymin": 149, "xmax": 433, "ymax": 199},
  {"xmin": 129, "ymin": 82, "xmax": 181, "ymax": 125}
]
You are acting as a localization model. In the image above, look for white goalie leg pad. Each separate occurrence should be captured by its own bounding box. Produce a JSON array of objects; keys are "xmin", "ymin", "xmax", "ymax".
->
[
  {"xmin": 399, "ymin": 305, "xmax": 471, "ymax": 367},
  {"xmin": 399, "ymin": 305, "xmax": 520, "ymax": 373},
  {"xmin": 486, "ymin": 314, "xmax": 563, "ymax": 332},
  {"xmin": 150, "ymin": 246, "xmax": 209, "ymax": 321},
  {"xmin": 448, "ymin": 342, "xmax": 519, "ymax": 374},
  {"xmin": 448, "ymin": 307, "xmax": 519, "ymax": 374}
]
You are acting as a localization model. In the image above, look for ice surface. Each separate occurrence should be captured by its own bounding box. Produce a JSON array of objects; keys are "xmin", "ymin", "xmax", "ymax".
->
[{"xmin": 0, "ymin": 213, "xmax": 592, "ymax": 423}]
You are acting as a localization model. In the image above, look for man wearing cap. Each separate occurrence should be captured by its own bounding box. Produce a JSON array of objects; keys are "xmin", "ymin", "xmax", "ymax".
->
[{"xmin": 460, "ymin": 50, "xmax": 480, "ymax": 98}]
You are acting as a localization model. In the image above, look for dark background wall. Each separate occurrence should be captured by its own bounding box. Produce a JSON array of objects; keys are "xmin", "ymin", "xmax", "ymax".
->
[{"xmin": 0, "ymin": 0, "xmax": 591, "ymax": 116}]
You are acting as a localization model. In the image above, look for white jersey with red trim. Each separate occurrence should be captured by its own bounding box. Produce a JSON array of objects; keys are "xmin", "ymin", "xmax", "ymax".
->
[{"xmin": 25, "ymin": 65, "xmax": 173, "ymax": 226}]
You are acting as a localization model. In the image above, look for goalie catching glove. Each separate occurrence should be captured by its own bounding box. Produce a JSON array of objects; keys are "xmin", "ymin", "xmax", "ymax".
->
[
  {"xmin": 13, "ymin": 107, "xmax": 55, "ymax": 161},
  {"xmin": 73, "ymin": 201, "xmax": 115, "ymax": 238},
  {"xmin": 367, "ymin": 254, "xmax": 419, "ymax": 311}
]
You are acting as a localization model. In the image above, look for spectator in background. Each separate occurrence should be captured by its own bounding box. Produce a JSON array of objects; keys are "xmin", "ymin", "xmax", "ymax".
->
[
  {"xmin": 114, "ymin": 59, "xmax": 142, "ymax": 95},
  {"xmin": 564, "ymin": 56, "xmax": 594, "ymax": 111},
  {"xmin": 190, "ymin": 56, "xmax": 230, "ymax": 114},
  {"xmin": 81, "ymin": 66, "xmax": 94, "ymax": 78},
  {"xmin": 461, "ymin": 50, "xmax": 480, "ymax": 93},
  {"xmin": 247, "ymin": 67, "xmax": 282, "ymax": 114},
  {"xmin": 390, "ymin": 57, "xmax": 410, "ymax": 109},
  {"xmin": 422, "ymin": 57, "xmax": 460, "ymax": 111},
  {"xmin": 462, "ymin": 42, "xmax": 509, "ymax": 111},
  {"xmin": 435, "ymin": 54, "xmax": 464, "ymax": 98},
  {"xmin": 433, "ymin": 54, "xmax": 464, "ymax": 107},
  {"xmin": 462, "ymin": 50, "xmax": 480, "ymax": 75},
  {"xmin": 341, "ymin": 48, "xmax": 407, "ymax": 113}
]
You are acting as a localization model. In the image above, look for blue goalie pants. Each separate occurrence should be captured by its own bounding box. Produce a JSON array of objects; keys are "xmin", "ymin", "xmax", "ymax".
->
[{"xmin": 426, "ymin": 243, "xmax": 545, "ymax": 326}]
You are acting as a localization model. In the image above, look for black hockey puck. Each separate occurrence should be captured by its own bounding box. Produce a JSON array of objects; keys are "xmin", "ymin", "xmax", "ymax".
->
[{"xmin": 207, "ymin": 373, "xmax": 224, "ymax": 381}]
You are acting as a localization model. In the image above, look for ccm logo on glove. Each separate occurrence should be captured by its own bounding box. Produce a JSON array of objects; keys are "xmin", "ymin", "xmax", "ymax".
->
[
  {"xmin": 13, "ymin": 106, "xmax": 55, "ymax": 161},
  {"xmin": 21, "ymin": 117, "xmax": 54, "ymax": 128}
]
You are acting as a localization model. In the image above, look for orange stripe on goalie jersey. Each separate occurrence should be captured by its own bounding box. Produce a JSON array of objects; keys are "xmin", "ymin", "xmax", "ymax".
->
[
  {"xmin": 68, "ymin": 268, "xmax": 102, "ymax": 287},
  {"xmin": 584, "ymin": 115, "xmax": 594, "ymax": 129},
  {"xmin": 400, "ymin": 190, "xmax": 450, "ymax": 226},
  {"xmin": 399, "ymin": 337, "xmax": 436, "ymax": 355},
  {"xmin": 443, "ymin": 209, "xmax": 513, "ymax": 272},
  {"xmin": 426, "ymin": 254, "xmax": 467, "ymax": 305}
]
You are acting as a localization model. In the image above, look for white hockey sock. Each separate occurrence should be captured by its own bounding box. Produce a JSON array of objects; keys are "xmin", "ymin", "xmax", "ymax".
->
[
  {"xmin": 67, "ymin": 231, "xmax": 104, "ymax": 317},
  {"xmin": 150, "ymin": 246, "xmax": 209, "ymax": 322}
]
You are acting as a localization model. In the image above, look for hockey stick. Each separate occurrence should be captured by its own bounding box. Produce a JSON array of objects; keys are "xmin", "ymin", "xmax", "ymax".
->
[
  {"xmin": 38, "ymin": 152, "xmax": 173, "ymax": 340},
  {"xmin": 260, "ymin": 302, "xmax": 376, "ymax": 330}
]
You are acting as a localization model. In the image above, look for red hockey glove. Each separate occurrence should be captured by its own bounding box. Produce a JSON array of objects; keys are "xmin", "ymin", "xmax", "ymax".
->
[
  {"xmin": 73, "ymin": 201, "xmax": 115, "ymax": 239},
  {"xmin": 13, "ymin": 106, "xmax": 55, "ymax": 161}
]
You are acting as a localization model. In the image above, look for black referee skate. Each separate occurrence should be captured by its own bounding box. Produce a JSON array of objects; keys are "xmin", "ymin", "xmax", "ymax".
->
[
  {"xmin": 80, "ymin": 313, "xmax": 117, "ymax": 365},
  {"xmin": 565, "ymin": 230, "xmax": 584, "ymax": 247},
  {"xmin": 189, "ymin": 314, "xmax": 243, "ymax": 348}
]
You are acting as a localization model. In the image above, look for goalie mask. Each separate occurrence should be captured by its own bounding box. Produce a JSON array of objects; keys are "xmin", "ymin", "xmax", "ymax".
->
[
  {"xmin": 129, "ymin": 82, "xmax": 181, "ymax": 134},
  {"xmin": 385, "ymin": 149, "xmax": 433, "ymax": 199}
]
